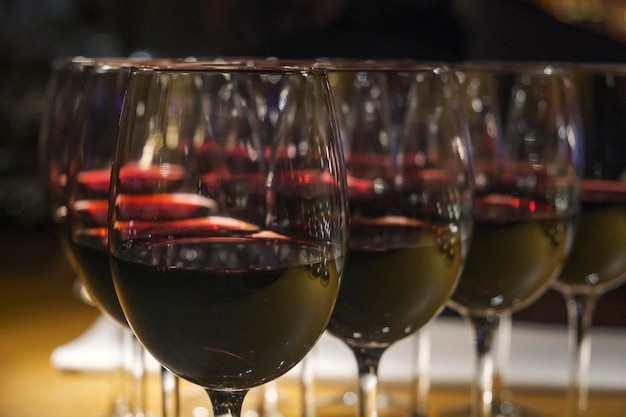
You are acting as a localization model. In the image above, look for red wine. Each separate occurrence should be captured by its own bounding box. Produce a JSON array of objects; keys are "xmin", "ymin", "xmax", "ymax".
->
[
  {"xmin": 555, "ymin": 180, "xmax": 626, "ymax": 294},
  {"xmin": 70, "ymin": 166, "xmax": 219, "ymax": 328},
  {"xmin": 72, "ymin": 228, "xmax": 128, "ymax": 327},
  {"xmin": 70, "ymin": 177, "xmax": 126, "ymax": 326},
  {"xmin": 66, "ymin": 124, "xmax": 120, "ymax": 323},
  {"xmin": 111, "ymin": 237, "xmax": 341, "ymax": 389},
  {"xmin": 449, "ymin": 194, "xmax": 575, "ymax": 316},
  {"xmin": 327, "ymin": 218, "xmax": 463, "ymax": 347},
  {"xmin": 73, "ymin": 194, "xmax": 254, "ymax": 328}
]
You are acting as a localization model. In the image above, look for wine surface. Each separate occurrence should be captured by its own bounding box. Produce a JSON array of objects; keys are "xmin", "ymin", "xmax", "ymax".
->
[
  {"xmin": 327, "ymin": 219, "xmax": 463, "ymax": 347},
  {"xmin": 555, "ymin": 180, "xmax": 626, "ymax": 294},
  {"xmin": 111, "ymin": 237, "xmax": 341, "ymax": 390},
  {"xmin": 449, "ymin": 195, "xmax": 574, "ymax": 316}
]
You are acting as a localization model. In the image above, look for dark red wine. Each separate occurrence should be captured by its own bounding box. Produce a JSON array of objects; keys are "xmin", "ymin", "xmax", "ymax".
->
[
  {"xmin": 71, "ymin": 166, "xmax": 220, "ymax": 328},
  {"xmin": 111, "ymin": 238, "xmax": 341, "ymax": 389},
  {"xmin": 449, "ymin": 194, "xmax": 575, "ymax": 316},
  {"xmin": 555, "ymin": 179, "xmax": 626, "ymax": 294},
  {"xmin": 67, "ymin": 184, "xmax": 114, "ymax": 319},
  {"xmin": 72, "ymin": 228, "xmax": 128, "ymax": 326},
  {"xmin": 327, "ymin": 217, "xmax": 463, "ymax": 347}
]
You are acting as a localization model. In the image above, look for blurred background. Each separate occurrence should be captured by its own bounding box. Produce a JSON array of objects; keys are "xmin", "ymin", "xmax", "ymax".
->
[{"xmin": 2, "ymin": 0, "xmax": 626, "ymax": 325}]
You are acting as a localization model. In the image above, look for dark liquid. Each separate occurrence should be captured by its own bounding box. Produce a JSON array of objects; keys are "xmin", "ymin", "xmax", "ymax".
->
[
  {"xmin": 555, "ymin": 180, "xmax": 626, "ymax": 294},
  {"xmin": 70, "ymin": 178, "xmax": 128, "ymax": 327},
  {"xmin": 73, "ymin": 229, "xmax": 127, "ymax": 326},
  {"xmin": 327, "ymin": 220, "xmax": 463, "ymax": 347},
  {"xmin": 450, "ymin": 195, "xmax": 574, "ymax": 316},
  {"xmin": 71, "ymin": 166, "xmax": 216, "ymax": 327},
  {"xmin": 111, "ymin": 238, "xmax": 340, "ymax": 390}
]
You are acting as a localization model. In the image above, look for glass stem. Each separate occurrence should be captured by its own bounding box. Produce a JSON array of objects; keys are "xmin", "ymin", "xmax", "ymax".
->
[
  {"xmin": 494, "ymin": 311, "xmax": 513, "ymax": 406},
  {"xmin": 129, "ymin": 331, "xmax": 147, "ymax": 416},
  {"xmin": 161, "ymin": 366, "xmax": 180, "ymax": 417},
  {"xmin": 467, "ymin": 314, "xmax": 500, "ymax": 417},
  {"xmin": 207, "ymin": 389, "xmax": 249, "ymax": 417},
  {"xmin": 410, "ymin": 327, "xmax": 431, "ymax": 417},
  {"xmin": 300, "ymin": 349, "xmax": 317, "ymax": 417},
  {"xmin": 352, "ymin": 347, "xmax": 385, "ymax": 417},
  {"xmin": 564, "ymin": 292, "xmax": 598, "ymax": 417},
  {"xmin": 111, "ymin": 325, "xmax": 131, "ymax": 417}
]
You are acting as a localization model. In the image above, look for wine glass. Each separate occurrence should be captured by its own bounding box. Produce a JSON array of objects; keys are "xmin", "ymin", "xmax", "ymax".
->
[
  {"xmin": 39, "ymin": 56, "xmax": 140, "ymax": 417},
  {"xmin": 452, "ymin": 65, "xmax": 526, "ymax": 417},
  {"xmin": 108, "ymin": 62, "xmax": 348, "ymax": 417},
  {"xmin": 551, "ymin": 64, "xmax": 626, "ymax": 417},
  {"xmin": 451, "ymin": 62, "xmax": 566, "ymax": 417},
  {"xmin": 40, "ymin": 57, "xmax": 91, "ymax": 274},
  {"xmin": 68, "ymin": 57, "xmax": 206, "ymax": 417},
  {"xmin": 64, "ymin": 58, "xmax": 163, "ymax": 417},
  {"xmin": 446, "ymin": 64, "xmax": 583, "ymax": 417},
  {"xmin": 323, "ymin": 64, "xmax": 474, "ymax": 417},
  {"xmin": 325, "ymin": 60, "xmax": 435, "ymax": 417}
]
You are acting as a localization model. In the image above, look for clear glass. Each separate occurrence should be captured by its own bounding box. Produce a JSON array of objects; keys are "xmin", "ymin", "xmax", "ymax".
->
[
  {"xmin": 108, "ymin": 63, "xmax": 348, "ymax": 417},
  {"xmin": 62, "ymin": 60, "xmax": 152, "ymax": 417},
  {"xmin": 447, "ymin": 64, "xmax": 583, "ymax": 417},
  {"xmin": 248, "ymin": 65, "xmax": 298, "ymax": 417},
  {"xmin": 324, "ymin": 64, "xmax": 474, "ymax": 417},
  {"xmin": 410, "ymin": 326, "xmax": 431, "ymax": 417},
  {"xmin": 293, "ymin": 60, "xmax": 436, "ymax": 417},
  {"xmin": 40, "ymin": 57, "xmax": 91, "ymax": 274},
  {"xmin": 39, "ymin": 56, "xmax": 138, "ymax": 417},
  {"xmin": 64, "ymin": 59, "xmax": 191, "ymax": 417},
  {"xmin": 551, "ymin": 64, "xmax": 626, "ymax": 417},
  {"xmin": 447, "ymin": 66, "xmax": 547, "ymax": 417}
]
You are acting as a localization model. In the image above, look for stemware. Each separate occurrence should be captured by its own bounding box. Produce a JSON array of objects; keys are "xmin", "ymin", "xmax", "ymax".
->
[
  {"xmin": 40, "ymin": 57, "xmax": 89, "ymax": 273},
  {"xmin": 64, "ymin": 59, "xmax": 148, "ymax": 417},
  {"xmin": 107, "ymin": 63, "xmax": 348, "ymax": 417},
  {"xmin": 39, "ymin": 56, "xmax": 139, "ymax": 417},
  {"xmin": 452, "ymin": 65, "xmax": 545, "ymax": 417},
  {"xmin": 324, "ymin": 64, "xmax": 474, "ymax": 417},
  {"xmin": 551, "ymin": 64, "xmax": 626, "ymax": 417},
  {"xmin": 446, "ymin": 64, "xmax": 583, "ymax": 417},
  {"xmin": 66, "ymin": 58, "xmax": 199, "ymax": 417}
]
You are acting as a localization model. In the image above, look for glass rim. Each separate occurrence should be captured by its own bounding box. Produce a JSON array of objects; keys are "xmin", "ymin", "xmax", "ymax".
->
[
  {"xmin": 253, "ymin": 58, "xmax": 449, "ymax": 72},
  {"xmin": 561, "ymin": 61, "xmax": 626, "ymax": 74},
  {"xmin": 53, "ymin": 56, "xmax": 626, "ymax": 74},
  {"xmin": 126, "ymin": 57, "xmax": 453, "ymax": 74},
  {"xmin": 126, "ymin": 60, "xmax": 330, "ymax": 76},
  {"xmin": 450, "ymin": 59, "xmax": 626, "ymax": 75},
  {"xmin": 452, "ymin": 60, "xmax": 575, "ymax": 74}
]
